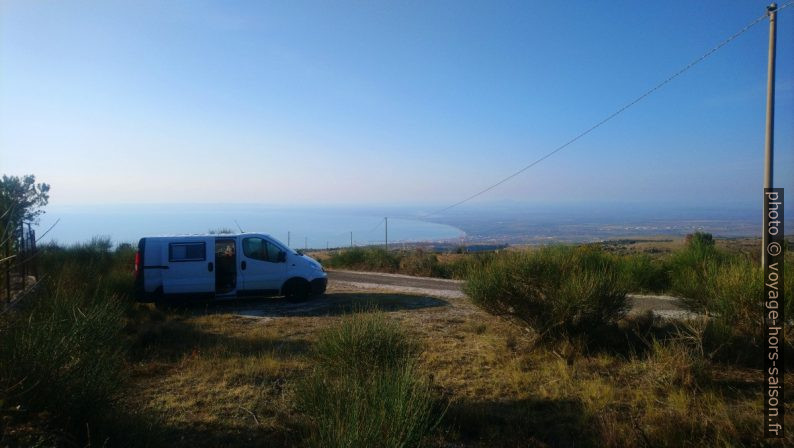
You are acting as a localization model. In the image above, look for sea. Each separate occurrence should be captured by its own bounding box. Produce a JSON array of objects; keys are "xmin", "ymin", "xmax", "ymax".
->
[
  {"xmin": 33, "ymin": 204, "xmax": 465, "ymax": 249},
  {"xmin": 32, "ymin": 202, "xmax": 790, "ymax": 249}
]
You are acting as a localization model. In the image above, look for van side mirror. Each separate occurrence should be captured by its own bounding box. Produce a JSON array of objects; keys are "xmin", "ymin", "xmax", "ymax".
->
[{"xmin": 277, "ymin": 251, "xmax": 286, "ymax": 263}]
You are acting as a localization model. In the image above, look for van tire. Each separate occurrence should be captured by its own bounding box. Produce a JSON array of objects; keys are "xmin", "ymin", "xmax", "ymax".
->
[{"xmin": 283, "ymin": 278, "xmax": 310, "ymax": 301}]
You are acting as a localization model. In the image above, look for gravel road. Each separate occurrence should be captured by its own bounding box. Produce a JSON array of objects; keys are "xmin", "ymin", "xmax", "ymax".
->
[
  {"xmin": 327, "ymin": 269, "xmax": 694, "ymax": 318},
  {"xmin": 208, "ymin": 270, "xmax": 693, "ymax": 320}
]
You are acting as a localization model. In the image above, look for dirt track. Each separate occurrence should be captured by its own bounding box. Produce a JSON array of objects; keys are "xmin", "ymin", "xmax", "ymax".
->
[
  {"xmin": 327, "ymin": 270, "xmax": 693, "ymax": 319},
  {"xmin": 202, "ymin": 270, "xmax": 692, "ymax": 320},
  {"xmin": 328, "ymin": 270, "xmax": 466, "ymax": 299}
]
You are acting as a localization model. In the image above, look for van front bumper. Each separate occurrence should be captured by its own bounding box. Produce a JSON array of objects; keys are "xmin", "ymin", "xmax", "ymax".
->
[{"xmin": 310, "ymin": 277, "xmax": 327, "ymax": 295}]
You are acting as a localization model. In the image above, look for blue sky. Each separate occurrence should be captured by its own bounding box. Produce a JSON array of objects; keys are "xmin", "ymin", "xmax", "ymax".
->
[{"xmin": 1, "ymin": 1, "xmax": 792, "ymax": 211}]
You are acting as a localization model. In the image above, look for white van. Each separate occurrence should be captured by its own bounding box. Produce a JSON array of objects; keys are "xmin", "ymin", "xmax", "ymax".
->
[{"xmin": 133, "ymin": 233, "xmax": 327, "ymax": 302}]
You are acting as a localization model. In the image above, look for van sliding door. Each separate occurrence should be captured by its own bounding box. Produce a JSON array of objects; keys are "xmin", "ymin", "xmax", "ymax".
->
[{"xmin": 162, "ymin": 240, "xmax": 214, "ymax": 296}]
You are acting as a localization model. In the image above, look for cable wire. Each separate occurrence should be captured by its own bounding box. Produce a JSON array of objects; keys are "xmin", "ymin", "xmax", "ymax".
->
[
  {"xmin": 366, "ymin": 217, "xmax": 385, "ymax": 233},
  {"xmin": 424, "ymin": 5, "xmax": 787, "ymax": 218}
]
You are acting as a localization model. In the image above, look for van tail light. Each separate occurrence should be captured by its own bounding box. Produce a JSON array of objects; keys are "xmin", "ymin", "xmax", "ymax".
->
[{"xmin": 134, "ymin": 251, "xmax": 141, "ymax": 277}]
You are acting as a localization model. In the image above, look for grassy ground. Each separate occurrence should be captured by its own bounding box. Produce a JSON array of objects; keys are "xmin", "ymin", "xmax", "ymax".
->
[{"xmin": 119, "ymin": 282, "xmax": 793, "ymax": 446}]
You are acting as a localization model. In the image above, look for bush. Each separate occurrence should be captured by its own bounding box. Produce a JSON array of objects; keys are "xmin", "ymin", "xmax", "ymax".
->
[
  {"xmin": 685, "ymin": 231, "xmax": 714, "ymax": 248},
  {"xmin": 325, "ymin": 246, "xmax": 367, "ymax": 267},
  {"xmin": 445, "ymin": 252, "xmax": 495, "ymax": 280},
  {"xmin": 464, "ymin": 246, "xmax": 628, "ymax": 338},
  {"xmin": 399, "ymin": 250, "xmax": 450, "ymax": 278},
  {"xmin": 324, "ymin": 247, "xmax": 503, "ymax": 280},
  {"xmin": 35, "ymin": 239, "xmax": 136, "ymax": 299},
  {"xmin": 668, "ymin": 233, "xmax": 723, "ymax": 304},
  {"xmin": 297, "ymin": 312, "xmax": 439, "ymax": 448},
  {"xmin": 695, "ymin": 257, "xmax": 776, "ymax": 364},
  {"xmin": 0, "ymin": 239, "xmax": 138, "ymax": 445},
  {"xmin": 324, "ymin": 247, "xmax": 400, "ymax": 272},
  {"xmin": 0, "ymin": 282, "xmax": 126, "ymax": 430},
  {"xmin": 666, "ymin": 238, "xmax": 792, "ymax": 365},
  {"xmin": 312, "ymin": 311, "xmax": 419, "ymax": 376},
  {"xmin": 617, "ymin": 254, "xmax": 670, "ymax": 293},
  {"xmin": 297, "ymin": 362, "xmax": 436, "ymax": 448}
]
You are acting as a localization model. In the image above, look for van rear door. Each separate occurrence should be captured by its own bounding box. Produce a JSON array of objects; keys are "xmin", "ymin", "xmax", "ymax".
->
[{"xmin": 162, "ymin": 239, "xmax": 214, "ymax": 296}]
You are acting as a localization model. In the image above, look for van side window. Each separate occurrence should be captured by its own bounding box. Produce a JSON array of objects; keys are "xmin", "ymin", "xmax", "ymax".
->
[
  {"xmin": 169, "ymin": 242, "xmax": 206, "ymax": 262},
  {"xmin": 264, "ymin": 241, "xmax": 282, "ymax": 263},
  {"xmin": 243, "ymin": 238, "xmax": 283, "ymax": 263},
  {"xmin": 243, "ymin": 237, "xmax": 267, "ymax": 261}
]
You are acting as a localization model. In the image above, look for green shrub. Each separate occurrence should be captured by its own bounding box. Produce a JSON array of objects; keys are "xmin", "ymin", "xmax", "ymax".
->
[
  {"xmin": 324, "ymin": 247, "xmax": 502, "ymax": 280},
  {"xmin": 685, "ymin": 231, "xmax": 714, "ymax": 248},
  {"xmin": 326, "ymin": 246, "xmax": 367, "ymax": 267},
  {"xmin": 666, "ymin": 240, "xmax": 792, "ymax": 365},
  {"xmin": 297, "ymin": 312, "xmax": 438, "ymax": 448},
  {"xmin": 325, "ymin": 247, "xmax": 400, "ymax": 272},
  {"xmin": 36, "ymin": 238, "xmax": 136, "ymax": 300},
  {"xmin": 699, "ymin": 258, "xmax": 779, "ymax": 364},
  {"xmin": 313, "ymin": 311, "xmax": 419, "ymax": 376},
  {"xmin": 617, "ymin": 254, "xmax": 670, "ymax": 292},
  {"xmin": 362, "ymin": 247, "xmax": 400, "ymax": 271},
  {"xmin": 446, "ymin": 252, "xmax": 495, "ymax": 280},
  {"xmin": 0, "ymin": 283, "xmax": 126, "ymax": 428},
  {"xmin": 707, "ymin": 259, "xmax": 763, "ymax": 324},
  {"xmin": 399, "ymin": 250, "xmax": 450, "ymax": 278},
  {"xmin": 0, "ymin": 238, "xmax": 139, "ymax": 445},
  {"xmin": 464, "ymin": 246, "xmax": 628, "ymax": 338},
  {"xmin": 668, "ymin": 237, "xmax": 723, "ymax": 307},
  {"xmin": 297, "ymin": 362, "xmax": 436, "ymax": 448}
]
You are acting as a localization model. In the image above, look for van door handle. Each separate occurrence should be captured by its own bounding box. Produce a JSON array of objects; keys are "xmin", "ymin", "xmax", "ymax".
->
[
  {"xmin": 241, "ymin": 261, "xmax": 247, "ymax": 270},
  {"xmin": 208, "ymin": 262, "xmax": 214, "ymax": 272}
]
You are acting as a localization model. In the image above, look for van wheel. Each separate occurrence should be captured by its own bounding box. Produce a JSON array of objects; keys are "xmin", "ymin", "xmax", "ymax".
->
[{"xmin": 285, "ymin": 279, "xmax": 310, "ymax": 301}]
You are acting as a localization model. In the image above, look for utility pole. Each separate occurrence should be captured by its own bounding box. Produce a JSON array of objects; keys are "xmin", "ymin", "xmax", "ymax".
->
[
  {"xmin": 287, "ymin": 231, "xmax": 291, "ymax": 248},
  {"xmin": 305, "ymin": 237, "xmax": 308, "ymax": 251},
  {"xmin": 350, "ymin": 231, "xmax": 353, "ymax": 248},
  {"xmin": 385, "ymin": 217, "xmax": 388, "ymax": 251},
  {"xmin": 763, "ymin": 3, "xmax": 777, "ymax": 267},
  {"xmin": 326, "ymin": 241, "xmax": 329, "ymax": 250}
]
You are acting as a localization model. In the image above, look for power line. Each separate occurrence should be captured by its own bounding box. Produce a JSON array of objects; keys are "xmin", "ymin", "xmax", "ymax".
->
[
  {"xmin": 424, "ymin": 5, "xmax": 788, "ymax": 218},
  {"xmin": 779, "ymin": 0, "xmax": 794, "ymax": 12},
  {"xmin": 367, "ymin": 217, "xmax": 385, "ymax": 233}
]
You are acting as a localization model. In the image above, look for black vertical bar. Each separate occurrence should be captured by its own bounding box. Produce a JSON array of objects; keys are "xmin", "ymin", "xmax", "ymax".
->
[{"xmin": 763, "ymin": 187, "xmax": 784, "ymax": 438}]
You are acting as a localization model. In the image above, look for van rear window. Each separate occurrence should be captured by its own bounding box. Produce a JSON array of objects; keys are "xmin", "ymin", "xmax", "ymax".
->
[{"xmin": 169, "ymin": 242, "xmax": 206, "ymax": 262}]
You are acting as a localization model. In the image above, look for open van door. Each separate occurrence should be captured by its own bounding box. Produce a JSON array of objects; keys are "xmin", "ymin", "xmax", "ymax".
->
[
  {"xmin": 161, "ymin": 239, "xmax": 215, "ymax": 297},
  {"xmin": 214, "ymin": 238, "xmax": 237, "ymax": 294}
]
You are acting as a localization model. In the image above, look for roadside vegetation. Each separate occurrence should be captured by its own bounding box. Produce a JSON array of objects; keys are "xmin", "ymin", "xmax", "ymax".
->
[
  {"xmin": 464, "ymin": 245, "xmax": 629, "ymax": 339},
  {"xmin": 0, "ymin": 238, "xmax": 158, "ymax": 446},
  {"xmin": 323, "ymin": 246, "xmax": 494, "ymax": 279}
]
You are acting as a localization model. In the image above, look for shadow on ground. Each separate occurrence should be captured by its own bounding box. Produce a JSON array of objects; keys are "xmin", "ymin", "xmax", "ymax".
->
[
  {"xmin": 158, "ymin": 292, "xmax": 448, "ymax": 318},
  {"xmin": 129, "ymin": 317, "xmax": 314, "ymax": 362},
  {"xmin": 442, "ymin": 397, "xmax": 601, "ymax": 447}
]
